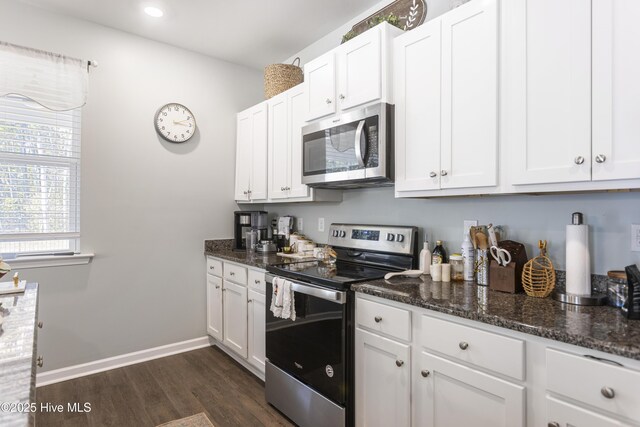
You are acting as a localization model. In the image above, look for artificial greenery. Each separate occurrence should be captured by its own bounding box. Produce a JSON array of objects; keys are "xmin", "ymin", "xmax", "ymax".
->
[{"xmin": 341, "ymin": 12, "xmax": 404, "ymax": 44}]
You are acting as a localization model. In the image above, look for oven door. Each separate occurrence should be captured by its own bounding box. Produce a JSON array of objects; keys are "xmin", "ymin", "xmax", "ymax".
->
[
  {"xmin": 266, "ymin": 276, "xmax": 347, "ymax": 405},
  {"xmin": 302, "ymin": 103, "xmax": 390, "ymax": 186}
]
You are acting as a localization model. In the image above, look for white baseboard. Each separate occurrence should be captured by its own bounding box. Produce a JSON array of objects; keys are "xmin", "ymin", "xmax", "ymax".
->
[{"xmin": 36, "ymin": 336, "xmax": 213, "ymax": 387}]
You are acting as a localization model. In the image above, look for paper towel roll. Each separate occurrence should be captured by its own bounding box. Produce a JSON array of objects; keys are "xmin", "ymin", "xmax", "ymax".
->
[{"xmin": 566, "ymin": 224, "xmax": 591, "ymax": 296}]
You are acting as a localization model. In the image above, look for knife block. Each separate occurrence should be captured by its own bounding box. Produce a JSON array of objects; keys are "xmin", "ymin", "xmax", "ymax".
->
[{"xmin": 489, "ymin": 240, "xmax": 528, "ymax": 293}]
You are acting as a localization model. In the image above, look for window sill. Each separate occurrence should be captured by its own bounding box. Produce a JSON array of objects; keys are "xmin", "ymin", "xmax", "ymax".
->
[{"xmin": 4, "ymin": 253, "xmax": 95, "ymax": 269}]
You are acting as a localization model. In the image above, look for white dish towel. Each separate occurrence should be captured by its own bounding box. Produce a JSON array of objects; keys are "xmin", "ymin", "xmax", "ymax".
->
[{"xmin": 270, "ymin": 276, "xmax": 296, "ymax": 321}]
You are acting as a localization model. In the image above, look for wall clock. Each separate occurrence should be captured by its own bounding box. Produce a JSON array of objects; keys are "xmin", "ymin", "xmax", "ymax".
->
[{"xmin": 154, "ymin": 103, "xmax": 196, "ymax": 143}]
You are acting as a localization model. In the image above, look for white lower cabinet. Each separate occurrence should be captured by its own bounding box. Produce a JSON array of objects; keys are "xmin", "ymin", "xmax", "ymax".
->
[
  {"xmin": 546, "ymin": 395, "xmax": 628, "ymax": 427},
  {"xmin": 206, "ymin": 275, "xmax": 223, "ymax": 341},
  {"xmin": 222, "ymin": 280, "xmax": 248, "ymax": 358},
  {"xmin": 355, "ymin": 328, "xmax": 411, "ymax": 427},
  {"xmin": 415, "ymin": 351, "xmax": 525, "ymax": 427},
  {"xmin": 247, "ymin": 289, "xmax": 266, "ymax": 372},
  {"xmin": 206, "ymin": 257, "xmax": 266, "ymax": 378}
]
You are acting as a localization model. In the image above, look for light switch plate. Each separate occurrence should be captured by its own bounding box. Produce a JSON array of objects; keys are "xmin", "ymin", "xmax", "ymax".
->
[
  {"xmin": 318, "ymin": 218, "xmax": 325, "ymax": 232},
  {"xmin": 632, "ymin": 224, "xmax": 640, "ymax": 252},
  {"xmin": 297, "ymin": 218, "xmax": 304, "ymax": 232}
]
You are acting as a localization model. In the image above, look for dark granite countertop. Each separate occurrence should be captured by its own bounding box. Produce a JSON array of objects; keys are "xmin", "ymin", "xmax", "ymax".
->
[
  {"xmin": 352, "ymin": 277, "xmax": 640, "ymax": 361},
  {"xmin": 0, "ymin": 282, "xmax": 39, "ymax": 427},
  {"xmin": 204, "ymin": 239, "xmax": 304, "ymax": 270}
]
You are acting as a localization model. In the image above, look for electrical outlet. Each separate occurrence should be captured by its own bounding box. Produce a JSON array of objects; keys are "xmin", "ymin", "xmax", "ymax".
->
[
  {"xmin": 318, "ymin": 218, "xmax": 325, "ymax": 232},
  {"xmin": 297, "ymin": 218, "xmax": 304, "ymax": 232},
  {"xmin": 632, "ymin": 224, "xmax": 640, "ymax": 252}
]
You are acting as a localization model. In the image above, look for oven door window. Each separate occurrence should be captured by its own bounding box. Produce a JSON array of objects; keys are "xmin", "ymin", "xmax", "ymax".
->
[
  {"xmin": 266, "ymin": 282, "xmax": 346, "ymax": 405},
  {"xmin": 303, "ymin": 116, "xmax": 379, "ymax": 177}
]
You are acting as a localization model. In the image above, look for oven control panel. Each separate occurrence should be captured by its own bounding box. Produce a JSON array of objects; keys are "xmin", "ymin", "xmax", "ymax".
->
[{"xmin": 327, "ymin": 224, "xmax": 418, "ymax": 256}]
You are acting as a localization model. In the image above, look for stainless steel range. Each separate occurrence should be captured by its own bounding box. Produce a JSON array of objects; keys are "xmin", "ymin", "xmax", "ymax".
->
[{"xmin": 265, "ymin": 224, "xmax": 418, "ymax": 427}]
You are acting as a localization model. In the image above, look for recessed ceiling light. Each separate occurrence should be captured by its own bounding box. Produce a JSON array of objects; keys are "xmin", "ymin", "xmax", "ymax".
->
[{"xmin": 144, "ymin": 6, "xmax": 164, "ymax": 18}]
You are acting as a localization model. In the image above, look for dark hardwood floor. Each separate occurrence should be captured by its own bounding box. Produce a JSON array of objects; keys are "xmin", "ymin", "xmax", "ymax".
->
[{"xmin": 36, "ymin": 346, "xmax": 295, "ymax": 427}]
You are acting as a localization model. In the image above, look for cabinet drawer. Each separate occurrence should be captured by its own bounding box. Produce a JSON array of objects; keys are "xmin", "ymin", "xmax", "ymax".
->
[
  {"xmin": 421, "ymin": 315, "xmax": 525, "ymax": 381},
  {"xmin": 546, "ymin": 348, "xmax": 640, "ymax": 422},
  {"xmin": 224, "ymin": 262, "xmax": 247, "ymax": 285},
  {"xmin": 248, "ymin": 269, "xmax": 266, "ymax": 294},
  {"xmin": 356, "ymin": 297, "xmax": 411, "ymax": 342},
  {"xmin": 206, "ymin": 257, "xmax": 223, "ymax": 277}
]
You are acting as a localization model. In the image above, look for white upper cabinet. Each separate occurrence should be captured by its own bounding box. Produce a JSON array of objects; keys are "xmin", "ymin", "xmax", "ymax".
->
[
  {"xmin": 305, "ymin": 52, "xmax": 337, "ymax": 121},
  {"xmin": 440, "ymin": 0, "xmax": 498, "ymax": 189},
  {"xmin": 337, "ymin": 28, "xmax": 382, "ymax": 111},
  {"xmin": 288, "ymin": 85, "xmax": 310, "ymax": 198},
  {"xmin": 394, "ymin": 0, "xmax": 498, "ymax": 195},
  {"xmin": 268, "ymin": 93, "xmax": 290, "ymax": 200},
  {"xmin": 592, "ymin": 0, "xmax": 640, "ymax": 181},
  {"xmin": 503, "ymin": 0, "xmax": 592, "ymax": 185},
  {"xmin": 235, "ymin": 102, "xmax": 268, "ymax": 202},
  {"xmin": 394, "ymin": 18, "xmax": 442, "ymax": 193},
  {"xmin": 305, "ymin": 23, "xmax": 402, "ymax": 122}
]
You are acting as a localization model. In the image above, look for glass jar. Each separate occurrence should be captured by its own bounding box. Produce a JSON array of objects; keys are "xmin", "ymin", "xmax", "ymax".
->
[
  {"xmin": 449, "ymin": 254, "xmax": 464, "ymax": 282},
  {"xmin": 607, "ymin": 270, "xmax": 627, "ymax": 308}
]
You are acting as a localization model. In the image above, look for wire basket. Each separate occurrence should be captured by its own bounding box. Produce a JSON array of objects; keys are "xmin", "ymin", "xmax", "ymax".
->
[
  {"xmin": 264, "ymin": 57, "xmax": 303, "ymax": 99},
  {"xmin": 522, "ymin": 240, "xmax": 556, "ymax": 298}
]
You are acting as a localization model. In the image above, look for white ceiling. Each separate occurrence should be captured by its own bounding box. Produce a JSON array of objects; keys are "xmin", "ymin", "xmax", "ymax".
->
[{"xmin": 20, "ymin": 0, "xmax": 382, "ymax": 69}]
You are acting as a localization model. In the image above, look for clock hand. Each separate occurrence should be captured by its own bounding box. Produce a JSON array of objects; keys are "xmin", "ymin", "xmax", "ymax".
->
[{"xmin": 172, "ymin": 120, "xmax": 190, "ymax": 126}]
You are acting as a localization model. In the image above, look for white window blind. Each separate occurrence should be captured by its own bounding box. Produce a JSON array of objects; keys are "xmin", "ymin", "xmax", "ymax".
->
[{"xmin": 0, "ymin": 95, "xmax": 81, "ymax": 255}]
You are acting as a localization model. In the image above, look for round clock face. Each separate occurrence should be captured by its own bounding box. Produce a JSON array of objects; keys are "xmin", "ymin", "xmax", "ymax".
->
[{"xmin": 154, "ymin": 103, "xmax": 196, "ymax": 143}]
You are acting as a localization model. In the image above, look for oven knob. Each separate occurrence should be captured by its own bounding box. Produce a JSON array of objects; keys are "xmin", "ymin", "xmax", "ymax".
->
[
  {"xmin": 386, "ymin": 233, "xmax": 395, "ymax": 242},
  {"xmin": 396, "ymin": 234, "xmax": 405, "ymax": 243},
  {"xmin": 339, "ymin": 230, "xmax": 346, "ymax": 238}
]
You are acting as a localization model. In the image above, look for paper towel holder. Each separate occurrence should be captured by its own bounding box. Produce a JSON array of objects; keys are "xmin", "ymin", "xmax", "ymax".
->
[{"xmin": 553, "ymin": 212, "xmax": 607, "ymax": 306}]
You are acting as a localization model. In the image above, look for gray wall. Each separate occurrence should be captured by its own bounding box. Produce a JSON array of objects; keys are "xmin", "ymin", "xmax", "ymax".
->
[
  {"xmin": 0, "ymin": 0, "xmax": 263, "ymax": 371},
  {"xmin": 270, "ymin": 188, "xmax": 640, "ymax": 275}
]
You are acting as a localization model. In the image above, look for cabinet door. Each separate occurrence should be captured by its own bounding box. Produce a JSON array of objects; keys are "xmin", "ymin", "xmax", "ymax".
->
[
  {"xmin": 235, "ymin": 111, "xmax": 252, "ymax": 201},
  {"xmin": 547, "ymin": 395, "xmax": 627, "ymax": 427},
  {"xmin": 592, "ymin": 0, "xmax": 640, "ymax": 181},
  {"xmin": 247, "ymin": 290, "xmax": 266, "ymax": 372},
  {"xmin": 305, "ymin": 52, "xmax": 336, "ymax": 121},
  {"xmin": 222, "ymin": 280, "xmax": 248, "ymax": 358},
  {"xmin": 394, "ymin": 19, "xmax": 442, "ymax": 193},
  {"xmin": 287, "ymin": 85, "xmax": 311, "ymax": 198},
  {"xmin": 503, "ymin": 0, "xmax": 592, "ymax": 185},
  {"xmin": 206, "ymin": 275, "xmax": 223, "ymax": 341},
  {"xmin": 355, "ymin": 329, "xmax": 410, "ymax": 427},
  {"xmin": 337, "ymin": 27, "xmax": 382, "ymax": 111},
  {"xmin": 268, "ymin": 94, "xmax": 289, "ymax": 200},
  {"xmin": 440, "ymin": 0, "xmax": 498, "ymax": 189},
  {"xmin": 249, "ymin": 103, "xmax": 268, "ymax": 201},
  {"xmin": 415, "ymin": 351, "xmax": 525, "ymax": 427}
]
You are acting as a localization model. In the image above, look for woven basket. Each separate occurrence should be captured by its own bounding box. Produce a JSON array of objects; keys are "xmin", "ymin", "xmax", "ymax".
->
[
  {"xmin": 522, "ymin": 240, "xmax": 556, "ymax": 298},
  {"xmin": 264, "ymin": 57, "xmax": 303, "ymax": 99}
]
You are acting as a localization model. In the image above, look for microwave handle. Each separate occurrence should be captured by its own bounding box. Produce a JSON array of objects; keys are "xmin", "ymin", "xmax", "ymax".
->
[{"xmin": 354, "ymin": 120, "xmax": 366, "ymax": 167}]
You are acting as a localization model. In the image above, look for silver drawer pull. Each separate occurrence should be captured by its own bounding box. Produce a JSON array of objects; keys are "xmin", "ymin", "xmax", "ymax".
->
[
  {"xmin": 255, "ymin": 279, "xmax": 261, "ymax": 284},
  {"xmin": 209, "ymin": 266, "xmax": 215, "ymax": 270},
  {"xmin": 374, "ymin": 316, "xmax": 382, "ymax": 323},
  {"xmin": 38, "ymin": 321, "xmax": 43, "ymax": 329},
  {"xmin": 601, "ymin": 386, "xmax": 615, "ymax": 399},
  {"xmin": 429, "ymin": 171, "xmax": 437, "ymax": 178},
  {"xmin": 459, "ymin": 341, "xmax": 469, "ymax": 350},
  {"xmin": 583, "ymin": 354, "xmax": 624, "ymax": 367},
  {"xmin": 574, "ymin": 156, "xmax": 585, "ymax": 165},
  {"xmin": 421, "ymin": 370, "xmax": 430, "ymax": 378},
  {"xmin": 395, "ymin": 360, "xmax": 404, "ymax": 367},
  {"xmin": 548, "ymin": 423, "xmax": 560, "ymax": 427},
  {"xmin": 229, "ymin": 271, "xmax": 235, "ymax": 276},
  {"xmin": 595, "ymin": 154, "xmax": 607, "ymax": 163},
  {"xmin": 248, "ymin": 299, "xmax": 253, "ymax": 303},
  {"xmin": 215, "ymin": 285, "xmax": 220, "ymax": 289},
  {"xmin": 326, "ymin": 98, "xmax": 332, "ymax": 104},
  {"xmin": 37, "ymin": 356, "xmax": 44, "ymax": 368}
]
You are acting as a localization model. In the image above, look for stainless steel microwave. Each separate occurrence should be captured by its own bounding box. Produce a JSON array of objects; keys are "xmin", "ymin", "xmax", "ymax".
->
[{"xmin": 301, "ymin": 103, "xmax": 394, "ymax": 188}]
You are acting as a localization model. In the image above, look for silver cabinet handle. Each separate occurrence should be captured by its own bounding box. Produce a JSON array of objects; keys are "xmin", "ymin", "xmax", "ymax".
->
[
  {"xmin": 583, "ymin": 354, "xmax": 624, "ymax": 367},
  {"xmin": 209, "ymin": 265, "xmax": 215, "ymax": 270},
  {"xmin": 243, "ymin": 191, "xmax": 247, "ymax": 195},
  {"xmin": 441, "ymin": 170, "xmax": 448, "ymax": 176},
  {"xmin": 421, "ymin": 370, "xmax": 430, "ymax": 378},
  {"xmin": 548, "ymin": 423, "xmax": 560, "ymax": 427},
  {"xmin": 595, "ymin": 154, "xmax": 607, "ymax": 163},
  {"xmin": 395, "ymin": 360, "xmax": 404, "ymax": 367},
  {"xmin": 459, "ymin": 342, "xmax": 469, "ymax": 350},
  {"xmin": 37, "ymin": 356, "xmax": 44, "ymax": 368},
  {"xmin": 254, "ymin": 279, "xmax": 261, "ymax": 284},
  {"xmin": 229, "ymin": 271, "xmax": 235, "ymax": 276},
  {"xmin": 601, "ymin": 386, "xmax": 615, "ymax": 399},
  {"xmin": 281, "ymin": 187, "xmax": 285, "ymax": 191},
  {"xmin": 215, "ymin": 285, "xmax": 220, "ymax": 289},
  {"xmin": 574, "ymin": 156, "xmax": 585, "ymax": 165},
  {"xmin": 248, "ymin": 299, "xmax": 253, "ymax": 303},
  {"xmin": 429, "ymin": 171, "xmax": 437, "ymax": 178},
  {"xmin": 38, "ymin": 321, "xmax": 43, "ymax": 329},
  {"xmin": 374, "ymin": 316, "xmax": 382, "ymax": 323},
  {"xmin": 339, "ymin": 94, "xmax": 345, "ymax": 100},
  {"xmin": 326, "ymin": 98, "xmax": 332, "ymax": 104}
]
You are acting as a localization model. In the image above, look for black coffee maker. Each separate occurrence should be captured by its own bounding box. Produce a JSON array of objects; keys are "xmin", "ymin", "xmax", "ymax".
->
[{"xmin": 234, "ymin": 211, "xmax": 268, "ymax": 251}]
